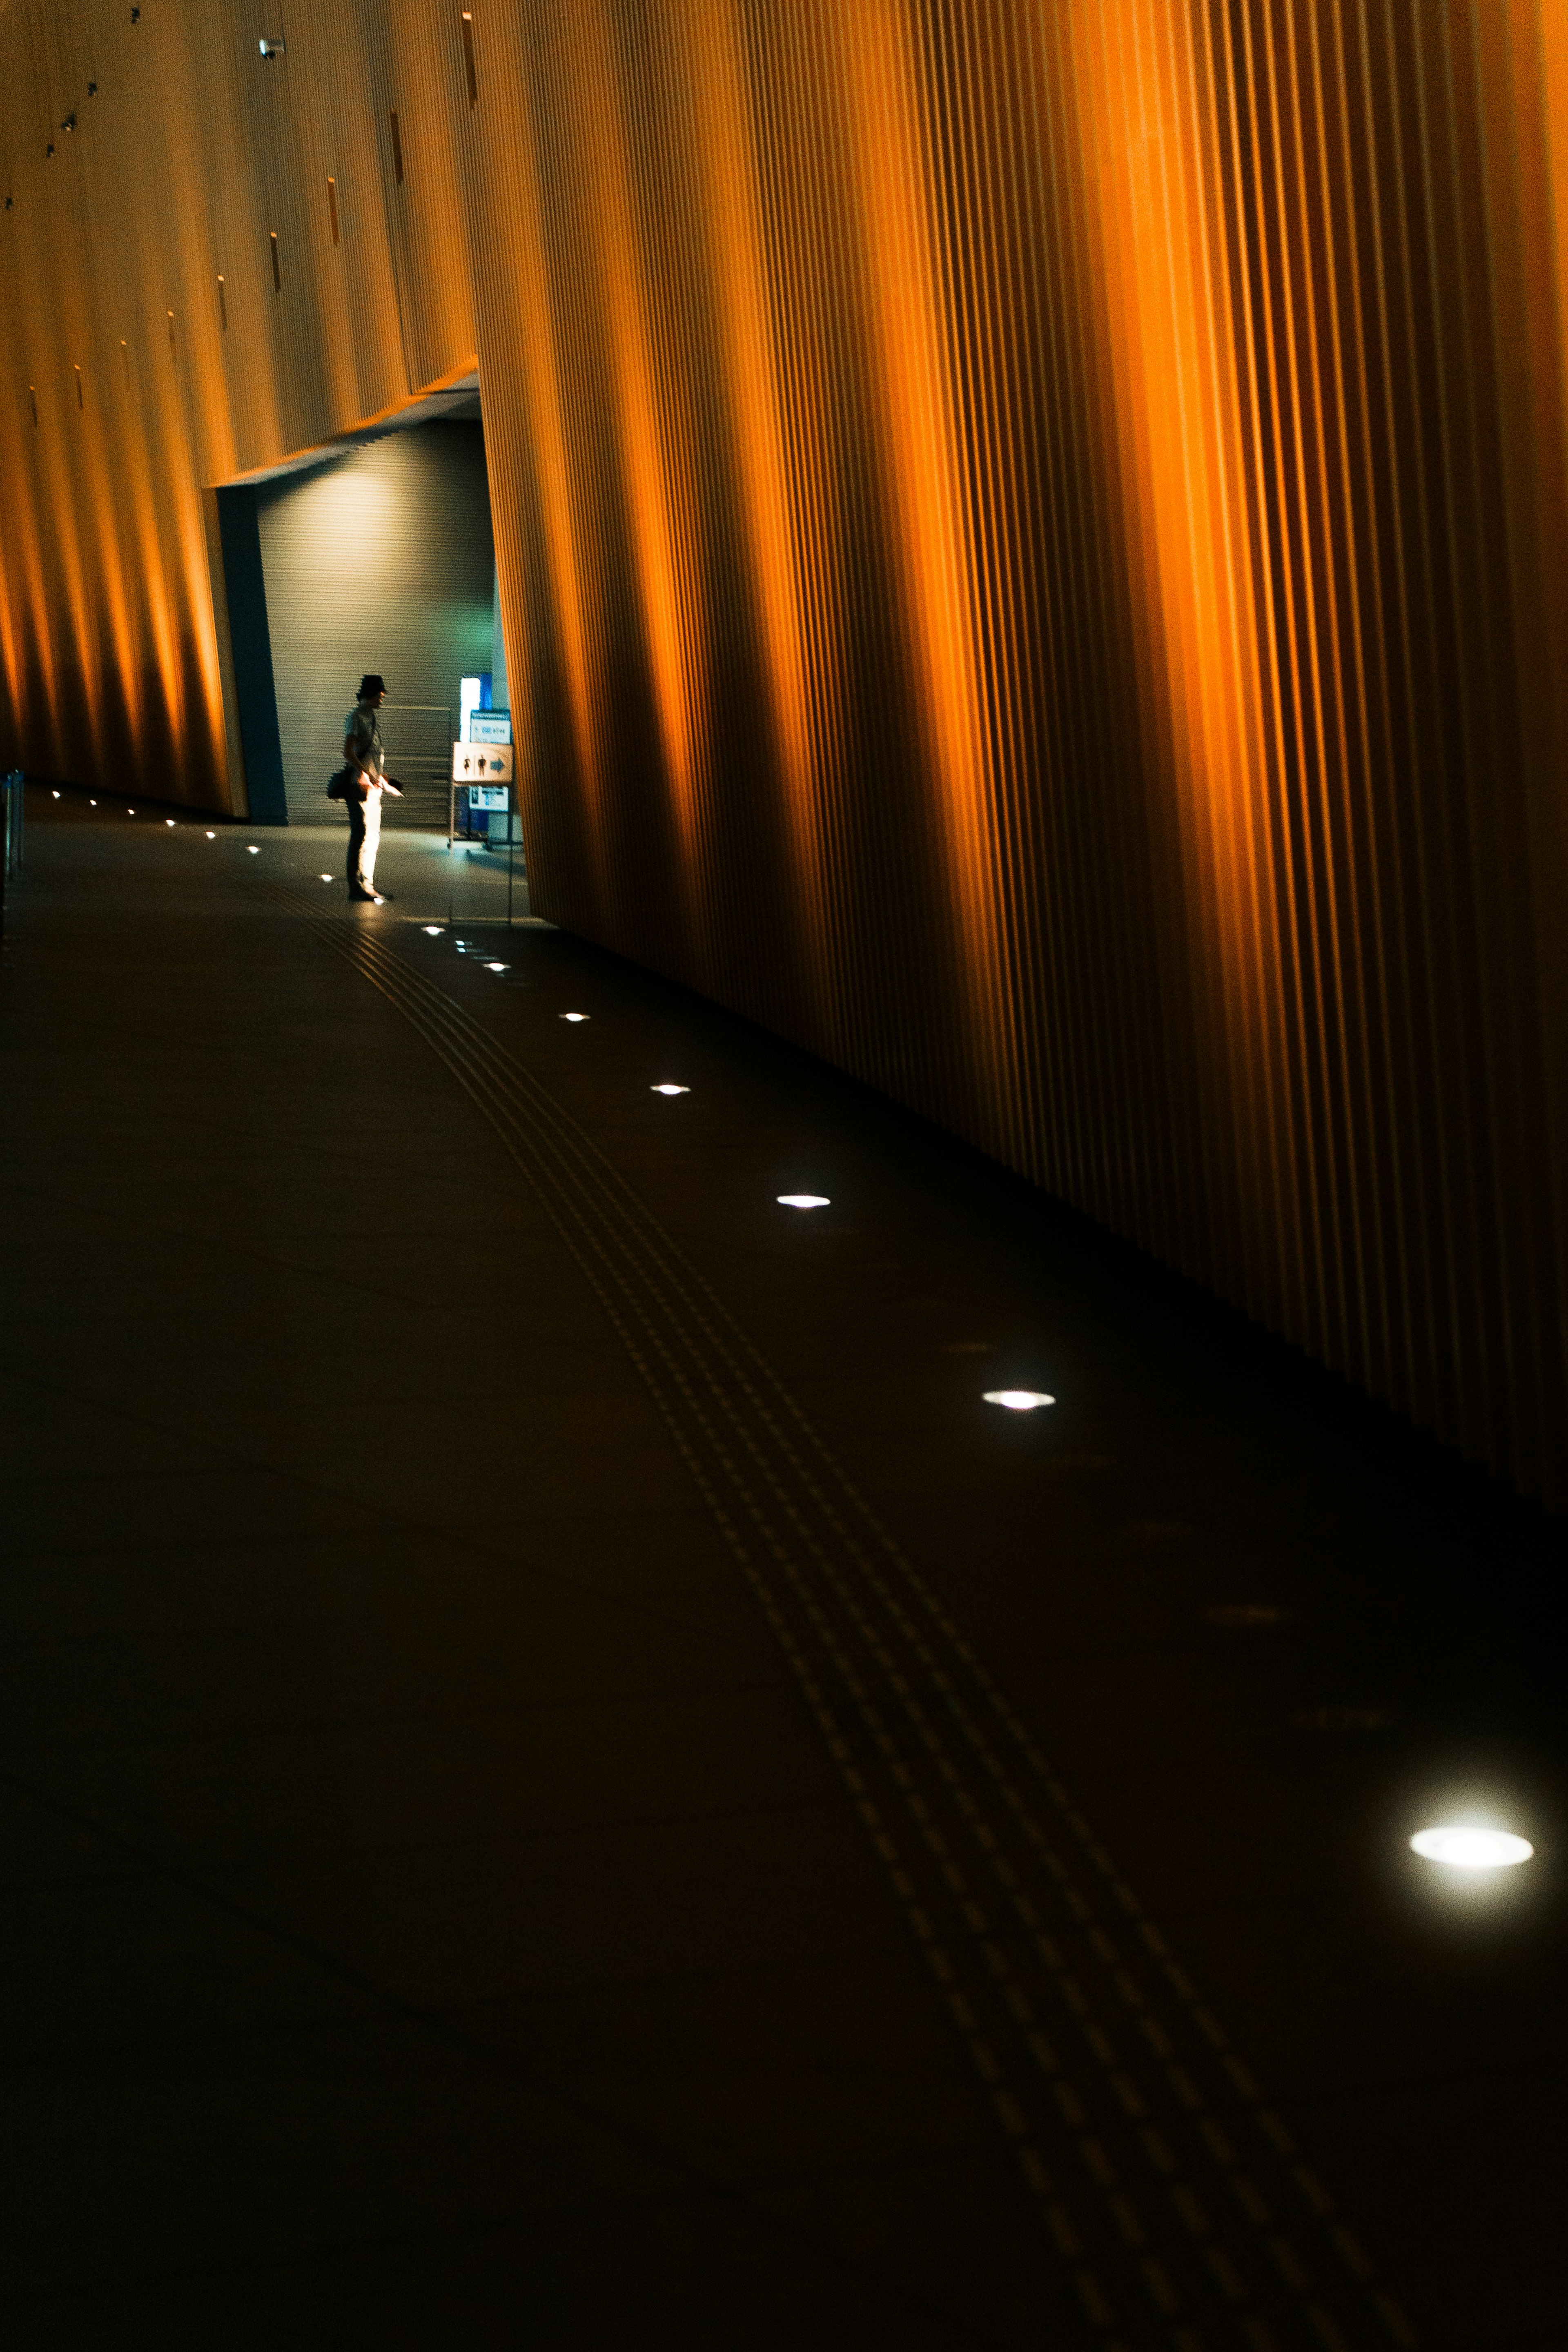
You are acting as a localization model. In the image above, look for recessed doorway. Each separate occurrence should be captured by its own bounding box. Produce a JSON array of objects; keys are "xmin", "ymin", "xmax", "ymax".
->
[{"xmin": 214, "ymin": 379, "xmax": 507, "ymax": 836}]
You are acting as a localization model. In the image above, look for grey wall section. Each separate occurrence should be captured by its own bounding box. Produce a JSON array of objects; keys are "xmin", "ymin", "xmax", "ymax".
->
[
  {"xmin": 213, "ymin": 488, "xmax": 287, "ymax": 827},
  {"xmin": 255, "ymin": 421, "xmax": 495, "ymax": 828}
]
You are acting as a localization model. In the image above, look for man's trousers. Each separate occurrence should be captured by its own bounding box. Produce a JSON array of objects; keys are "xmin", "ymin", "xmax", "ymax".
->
[{"xmin": 346, "ymin": 787, "xmax": 382, "ymax": 895}]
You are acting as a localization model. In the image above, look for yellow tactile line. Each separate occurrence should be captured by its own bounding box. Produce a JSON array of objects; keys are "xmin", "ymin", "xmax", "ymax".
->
[
  {"xmin": 339, "ymin": 915, "xmax": 1419, "ymax": 2351},
  {"xmin": 330, "ymin": 914, "xmax": 1418, "ymax": 2351},
  {"xmin": 281, "ymin": 895, "xmax": 1417, "ymax": 2350}
]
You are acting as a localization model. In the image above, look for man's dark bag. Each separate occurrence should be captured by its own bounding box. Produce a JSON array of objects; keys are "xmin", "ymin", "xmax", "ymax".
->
[{"xmin": 326, "ymin": 766, "xmax": 365, "ymax": 803}]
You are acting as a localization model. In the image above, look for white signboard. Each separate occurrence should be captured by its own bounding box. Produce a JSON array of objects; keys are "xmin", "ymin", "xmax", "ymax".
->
[
  {"xmin": 470, "ymin": 711, "xmax": 512, "ymax": 745},
  {"xmin": 451, "ymin": 742, "xmax": 514, "ymax": 783}
]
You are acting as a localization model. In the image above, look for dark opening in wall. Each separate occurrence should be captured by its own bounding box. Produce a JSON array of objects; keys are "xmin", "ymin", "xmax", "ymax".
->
[{"xmin": 218, "ymin": 396, "xmax": 497, "ymax": 830}]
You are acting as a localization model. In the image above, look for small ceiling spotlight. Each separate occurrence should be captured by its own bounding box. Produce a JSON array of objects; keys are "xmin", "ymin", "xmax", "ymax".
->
[
  {"xmin": 130, "ymin": 6, "xmax": 140, "ymax": 19},
  {"xmin": 259, "ymin": 37, "xmax": 286, "ymax": 58},
  {"xmin": 45, "ymin": 143, "xmax": 54, "ymax": 158},
  {"xmin": 561, "ymin": 1011, "xmax": 589, "ymax": 1022},
  {"xmin": 1411, "ymin": 1824, "xmax": 1533, "ymax": 1872},
  {"xmin": 651, "ymin": 1084, "xmax": 689, "ymax": 1096},
  {"xmin": 61, "ymin": 114, "xmax": 77, "ymax": 133},
  {"xmin": 127, "ymin": 807, "xmax": 135, "ymax": 815},
  {"xmin": 423, "ymin": 925, "xmax": 443, "ymax": 935},
  {"xmin": 89, "ymin": 799, "xmax": 97, "ymax": 806},
  {"xmin": 247, "ymin": 844, "xmax": 259, "ymax": 853},
  {"xmin": 87, "ymin": 81, "xmax": 98, "ymax": 96},
  {"xmin": 165, "ymin": 818, "xmax": 175, "ymax": 827},
  {"xmin": 52, "ymin": 790, "xmax": 59, "ymax": 799},
  {"xmin": 205, "ymin": 830, "xmax": 215, "ymax": 838},
  {"xmin": 485, "ymin": 961, "xmax": 508, "ymax": 972},
  {"xmin": 983, "ymin": 1388, "xmax": 1056, "ymax": 1411},
  {"xmin": 777, "ymin": 1193, "xmax": 829, "ymax": 1209}
]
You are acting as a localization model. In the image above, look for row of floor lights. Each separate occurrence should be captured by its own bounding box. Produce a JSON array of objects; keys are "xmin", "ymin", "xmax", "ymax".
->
[
  {"xmin": 757, "ymin": 1062, "xmax": 1535, "ymax": 1879},
  {"xmin": 409, "ymin": 926, "xmax": 1544, "ymax": 1889}
]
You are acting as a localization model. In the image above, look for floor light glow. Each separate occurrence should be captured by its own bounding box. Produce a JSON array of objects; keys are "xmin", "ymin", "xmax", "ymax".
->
[
  {"xmin": 206, "ymin": 831, "xmax": 215, "ymax": 839},
  {"xmin": 1410, "ymin": 1825, "xmax": 1533, "ymax": 1871},
  {"xmin": 424, "ymin": 925, "xmax": 444, "ymax": 934},
  {"xmin": 652, "ymin": 1084, "xmax": 690, "ymax": 1095},
  {"xmin": 166, "ymin": 818, "xmax": 175, "ymax": 827},
  {"xmin": 777, "ymin": 1193, "xmax": 829, "ymax": 1208},
  {"xmin": 561, "ymin": 1012, "xmax": 589, "ymax": 1022},
  {"xmin": 247, "ymin": 845, "xmax": 259, "ymax": 853},
  {"xmin": 983, "ymin": 1389, "xmax": 1056, "ymax": 1411},
  {"xmin": 485, "ymin": 961, "xmax": 508, "ymax": 971}
]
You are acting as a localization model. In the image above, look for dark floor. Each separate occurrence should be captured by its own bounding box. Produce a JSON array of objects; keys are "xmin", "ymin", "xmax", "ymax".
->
[{"xmin": 1, "ymin": 787, "xmax": 1564, "ymax": 2350}]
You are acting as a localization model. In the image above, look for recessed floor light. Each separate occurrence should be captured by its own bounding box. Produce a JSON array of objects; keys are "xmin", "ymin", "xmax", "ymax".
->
[
  {"xmin": 320, "ymin": 873, "xmax": 332, "ymax": 881},
  {"xmin": 127, "ymin": 808, "xmax": 135, "ymax": 815},
  {"xmin": 166, "ymin": 818, "xmax": 175, "ymax": 827},
  {"xmin": 485, "ymin": 961, "xmax": 508, "ymax": 972},
  {"xmin": 983, "ymin": 1389, "xmax": 1055, "ymax": 1411},
  {"xmin": 652, "ymin": 1084, "xmax": 689, "ymax": 1096},
  {"xmin": 205, "ymin": 831, "xmax": 215, "ymax": 839},
  {"xmin": 561, "ymin": 1012, "xmax": 589, "ymax": 1022},
  {"xmin": 247, "ymin": 845, "xmax": 259, "ymax": 854},
  {"xmin": 89, "ymin": 800, "xmax": 96, "ymax": 806},
  {"xmin": 423, "ymin": 925, "xmax": 444, "ymax": 934},
  {"xmin": 777, "ymin": 1193, "xmax": 829, "ymax": 1209},
  {"xmin": 51, "ymin": 790, "xmax": 59, "ymax": 799},
  {"xmin": 1411, "ymin": 1825, "xmax": 1533, "ymax": 1871}
]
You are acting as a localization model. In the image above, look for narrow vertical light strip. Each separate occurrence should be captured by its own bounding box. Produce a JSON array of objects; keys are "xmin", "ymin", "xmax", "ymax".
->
[
  {"xmin": 685, "ymin": 0, "xmax": 829, "ymax": 1004},
  {"xmin": 575, "ymin": 0, "xmax": 705, "ymax": 906},
  {"xmin": 461, "ymin": 11, "xmax": 478, "ymax": 109},
  {"xmin": 837, "ymin": 0, "xmax": 1001, "ymax": 1070},
  {"xmin": 326, "ymin": 176, "xmax": 339, "ymax": 245}
]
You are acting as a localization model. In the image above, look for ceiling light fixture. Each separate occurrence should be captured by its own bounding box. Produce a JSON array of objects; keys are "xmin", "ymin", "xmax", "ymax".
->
[
  {"xmin": 777, "ymin": 1193, "xmax": 829, "ymax": 1209},
  {"xmin": 652, "ymin": 1084, "xmax": 689, "ymax": 1096},
  {"xmin": 561, "ymin": 1011, "xmax": 589, "ymax": 1022},
  {"xmin": 983, "ymin": 1389, "xmax": 1056, "ymax": 1411}
]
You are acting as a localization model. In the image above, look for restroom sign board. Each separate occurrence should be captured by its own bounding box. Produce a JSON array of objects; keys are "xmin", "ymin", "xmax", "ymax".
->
[{"xmin": 452, "ymin": 742, "xmax": 514, "ymax": 783}]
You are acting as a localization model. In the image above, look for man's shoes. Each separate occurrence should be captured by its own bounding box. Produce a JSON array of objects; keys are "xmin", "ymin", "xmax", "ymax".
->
[
  {"xmin": 348, "ymin": 886, "xmax": 376, "ymax": 902},
  {"xmin": 371, "ymin": 889, "xmax": 394, "ymax": 902}
]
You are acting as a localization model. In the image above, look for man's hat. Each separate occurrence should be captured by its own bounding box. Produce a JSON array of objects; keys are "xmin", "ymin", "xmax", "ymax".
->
[{"xmin": 358, "ymin": 673, "xmax": 386, "ymax": 698}]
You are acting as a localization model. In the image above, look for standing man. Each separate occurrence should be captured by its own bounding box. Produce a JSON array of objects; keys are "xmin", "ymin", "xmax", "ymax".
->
[{"xmin": 343, "ymin": 674, "xmax": 402, "ymax": 902}]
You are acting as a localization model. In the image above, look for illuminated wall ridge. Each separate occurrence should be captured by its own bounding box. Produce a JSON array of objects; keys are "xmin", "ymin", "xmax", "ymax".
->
[{"xmin": 3, "ymin": 0, "xmax": 1568, "ymax": 1504}]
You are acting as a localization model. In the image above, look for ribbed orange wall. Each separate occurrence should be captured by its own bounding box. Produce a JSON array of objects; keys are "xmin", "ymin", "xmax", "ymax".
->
[{"xmin": 4, "ymin": 2, "xmax": 1568, "ymax": 1506}]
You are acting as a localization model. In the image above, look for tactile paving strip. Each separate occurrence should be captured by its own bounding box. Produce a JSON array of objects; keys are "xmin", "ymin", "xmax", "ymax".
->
[{"xmin": 290, "ymin": 897, "xmax": 1418, "ymax": 2352}]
